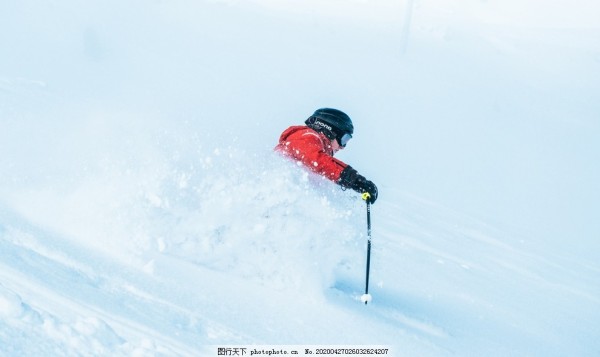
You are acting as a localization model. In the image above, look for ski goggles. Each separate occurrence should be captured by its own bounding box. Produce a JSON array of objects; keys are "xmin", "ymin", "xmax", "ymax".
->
[{"xmin": 337, "ymin": 132, "xmax": 352, "ymax": 147}]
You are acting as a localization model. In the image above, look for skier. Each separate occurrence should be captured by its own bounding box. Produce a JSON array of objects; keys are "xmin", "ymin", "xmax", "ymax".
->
[{"xmin": 275, "ymin": 108, "xmax": 378, "ymax": 203}]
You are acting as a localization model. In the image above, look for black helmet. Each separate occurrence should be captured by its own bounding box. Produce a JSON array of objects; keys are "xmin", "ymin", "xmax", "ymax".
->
[{"xmin": 305, "ymin": 108, "xmax": 354, "ymax": 141}]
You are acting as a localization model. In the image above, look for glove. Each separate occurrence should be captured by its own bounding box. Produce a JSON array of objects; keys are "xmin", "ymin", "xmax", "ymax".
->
[{"xmin": 339, "ymin": 166, "xmax": 378, "ymax": 204}]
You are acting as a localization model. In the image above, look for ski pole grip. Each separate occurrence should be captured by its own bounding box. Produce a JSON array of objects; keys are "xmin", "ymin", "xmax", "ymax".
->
[{"xmin": 361, "ymin": 192, "xmax": 371, "ymax": 201}]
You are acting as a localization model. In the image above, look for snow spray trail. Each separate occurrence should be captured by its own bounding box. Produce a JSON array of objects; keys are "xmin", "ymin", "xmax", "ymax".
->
[{"xmin": 134, "ymin": 145, "xmax": 367, "ymax": 296}]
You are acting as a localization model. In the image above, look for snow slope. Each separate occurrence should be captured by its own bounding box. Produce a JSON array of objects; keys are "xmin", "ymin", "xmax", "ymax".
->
[{"xmin": 1, "ymin": 0, "xmax": 599, "ymax": 356}]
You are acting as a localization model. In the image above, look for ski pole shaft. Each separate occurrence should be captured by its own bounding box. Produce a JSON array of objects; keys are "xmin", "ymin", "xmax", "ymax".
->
[{"xmin": 362, "ymin": 193, "xmax": 373, "ymax": 305}]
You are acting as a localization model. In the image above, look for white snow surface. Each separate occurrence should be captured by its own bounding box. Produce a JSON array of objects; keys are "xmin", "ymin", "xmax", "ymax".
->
[{"xmin": 1, "ymin": 0, "xmax": 599, "ymax": 356}]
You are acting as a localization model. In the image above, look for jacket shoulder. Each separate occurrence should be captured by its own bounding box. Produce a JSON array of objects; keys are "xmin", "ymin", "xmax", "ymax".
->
[
  {"xmin": 280, "ymin": 125, "xmax": 309, "ymax": 138},
  {"xmin": 279, "ymin": 126, "xmax": 322, "ymax": 143}
]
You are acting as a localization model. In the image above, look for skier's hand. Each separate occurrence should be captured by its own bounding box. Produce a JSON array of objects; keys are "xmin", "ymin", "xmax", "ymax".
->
[
  {"xmin": 359, "ymin": 179, "xmax": 378, "ymax": 204},
  {"xmin": 339, "ymin": 166, "xmax": 378, "ymax": 204}
]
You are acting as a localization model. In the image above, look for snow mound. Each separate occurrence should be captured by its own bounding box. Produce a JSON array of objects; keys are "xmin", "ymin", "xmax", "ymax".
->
[
  {"xmin": 0, "ymin": 285, "xmax": 132, "ymax": 356},
  {"xmin": 0, "ymin": 284, "xmax": 24, "ymax": 319}
]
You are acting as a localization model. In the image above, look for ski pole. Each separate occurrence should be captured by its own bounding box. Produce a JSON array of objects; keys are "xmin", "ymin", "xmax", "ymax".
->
[{"xmin": 361, "ymin": 192, "xmax": 373, "ymax": 305}]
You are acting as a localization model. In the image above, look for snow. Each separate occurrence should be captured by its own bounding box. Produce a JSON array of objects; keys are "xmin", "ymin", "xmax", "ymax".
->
[
  {"xmin": 360, "ymin": 294, "xmax": 372, "ymax": 304},
  {"xmin": 1, "ymin": 0, "xmax": 600, "ymax": 356}
]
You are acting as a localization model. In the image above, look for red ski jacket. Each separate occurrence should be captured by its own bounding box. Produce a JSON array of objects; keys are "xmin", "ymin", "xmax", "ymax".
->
[{"xmin": 275, "ymin": 125, "xmax": 348, "ymax": 182}]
